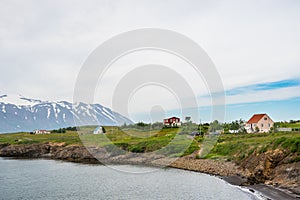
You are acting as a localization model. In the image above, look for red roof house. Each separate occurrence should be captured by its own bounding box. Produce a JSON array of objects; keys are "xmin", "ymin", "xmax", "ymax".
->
[
  {"xmin": 163, "ymin": 117, "xmax": 181, "ymax": 127},
  {"xmin": 245, "ymin": 114, "xmax": 274, "ymax": 133}
]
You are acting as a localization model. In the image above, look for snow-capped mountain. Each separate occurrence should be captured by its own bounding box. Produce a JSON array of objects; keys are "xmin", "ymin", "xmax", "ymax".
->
[{"xmin": 0, "ymin": 94, "xmax": 133, "ymax": 133}]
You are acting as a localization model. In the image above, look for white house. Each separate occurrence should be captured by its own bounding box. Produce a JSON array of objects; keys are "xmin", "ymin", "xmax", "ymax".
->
[
  {"xmin": 245, "ymin": 114, "xmax": 274, "ymax": 133},
  {"xmin": 93, "ymin": 126, "xmax": 105, "ymax": 134}
]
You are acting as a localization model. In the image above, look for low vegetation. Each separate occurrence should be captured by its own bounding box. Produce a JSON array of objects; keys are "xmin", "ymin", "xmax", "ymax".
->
[
  {"xmin": 0, "ymin": 131, "xmax": 82, "ymax": 145},
  {"xmin": 276, "ymin": 120, "xmax": 300, "ymax": 131},
  {"xmin": 0, "ymin": 126, "xmax": 299, "ymax": 161},
  {"xmin": 204, "ymin": 132, "xmax": 300, "ymax": 163}
]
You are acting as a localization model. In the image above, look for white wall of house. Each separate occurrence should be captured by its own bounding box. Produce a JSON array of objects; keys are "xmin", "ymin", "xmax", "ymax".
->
[{"xmin": 258, "ymin": 116, "xmax": 274, "ymax": 132}]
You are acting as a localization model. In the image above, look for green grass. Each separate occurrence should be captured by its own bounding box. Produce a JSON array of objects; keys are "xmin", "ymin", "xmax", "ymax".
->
[
  {"xmin": 0, "ymin": 127, "xmax": 197, "ymax": 157},
  {"xmin": 204, "ymin": 132, "xmax": 300, "ymax": 162},
  {"xmin": 0, "ymin": 131, "xmax": 82, "ymax": 145},
  {"xmin": 1, "ymin": 128, "xmax": 299, "ymax": 161},
  {"xmin": 277, "ymin": 122, "xmax": 300, "ymax": 128}
]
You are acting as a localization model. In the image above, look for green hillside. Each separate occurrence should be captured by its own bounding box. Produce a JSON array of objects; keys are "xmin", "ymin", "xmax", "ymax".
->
[{"xmin": 0, "ymin": 127, "xmax": 299, "ymax": 162}]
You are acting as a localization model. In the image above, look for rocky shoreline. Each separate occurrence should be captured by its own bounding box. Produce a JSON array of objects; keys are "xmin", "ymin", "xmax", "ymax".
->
[{"xmin": 0, "ymin": 142, "xmax": 299, "ymax": 199}]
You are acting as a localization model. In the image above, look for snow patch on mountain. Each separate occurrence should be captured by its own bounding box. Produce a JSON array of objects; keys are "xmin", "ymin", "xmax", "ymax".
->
[{"xmin": 0, "ymin": 94, "xmax": 134, "ymax": 133}]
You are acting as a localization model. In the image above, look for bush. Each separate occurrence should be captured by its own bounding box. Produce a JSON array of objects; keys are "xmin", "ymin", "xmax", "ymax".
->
[
  {"xmin": 290, "ymin": 141, "xmax": 300, "ymax": 153},
  {"xmin": 282, "ymin": 138, "xmax": 300, "ymax": 153},
  {"xmin": 273, "ymin": 137, "xmax": 287, "ymax": 148},
  {"xmin": 128, "ymin": 145, "xmax": 146, "ymax": 153}
]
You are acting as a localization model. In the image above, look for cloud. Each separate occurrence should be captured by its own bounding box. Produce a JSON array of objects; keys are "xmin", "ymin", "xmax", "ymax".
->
[
  {"xmin": 0, "ymin": 0, "xmax": 300, "ymax": 117},
  {"xmin": 226, "ymin": 79, "xmax": 300, "ymax": 96},
  {"xmin": 128, "ymin": 81, "xmax": 300, "ymax": 115}
]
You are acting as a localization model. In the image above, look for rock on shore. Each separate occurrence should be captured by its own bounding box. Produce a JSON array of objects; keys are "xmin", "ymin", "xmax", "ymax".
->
[{"xmin": 0, "ymin": 143, "xmax": 98, "ymax": 163}]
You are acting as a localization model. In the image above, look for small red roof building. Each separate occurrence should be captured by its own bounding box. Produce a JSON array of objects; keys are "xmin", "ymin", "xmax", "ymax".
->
[
  {"xmin": 163, "ymin": 117, "xmax": 181, "ymax": 127},
  {"xmin": 245, "ymin": 114, "xmax": 274, "ymax": 133}
]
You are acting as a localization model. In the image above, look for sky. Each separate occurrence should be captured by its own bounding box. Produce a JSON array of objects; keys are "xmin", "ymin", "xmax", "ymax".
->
[{"xmin": 0, "ymin": 0, "xmax": 300, "ymax": 123}]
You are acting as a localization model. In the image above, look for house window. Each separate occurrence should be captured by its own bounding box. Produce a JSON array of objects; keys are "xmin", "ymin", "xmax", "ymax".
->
[
  {"xmin": 261, "ymin": 124, "xmax": 263, "ymax": 127},
  {"xmin": 269, "ymin": 123, "xmax": 270, "ymax": 127},
  {"xmin": 264, "ymin": 117, "xmax": 267, "ymax": 120}
]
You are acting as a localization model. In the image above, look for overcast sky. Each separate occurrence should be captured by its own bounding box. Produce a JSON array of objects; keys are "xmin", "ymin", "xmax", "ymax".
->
[{"xmin": 1, "ymin": 0, "xmax": 300, "ymax": 122}]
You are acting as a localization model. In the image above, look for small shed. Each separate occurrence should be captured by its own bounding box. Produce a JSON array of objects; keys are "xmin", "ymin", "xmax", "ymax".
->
[
  {"xmin": 93, "ymin": 126, "xmax": 106, "ymax": 134},
  {"xmin": 34, "ymin": 130, "xmax": 50, "ymax": 134}
]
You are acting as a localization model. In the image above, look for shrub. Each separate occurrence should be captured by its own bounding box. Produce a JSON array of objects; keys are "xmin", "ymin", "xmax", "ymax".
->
[
  {"xmin": 273, "ymin": 137, "xmax": 287, "ymax": 148},
  {"xmin": 290, "ymin": 141, "xmax": 300, "ymax": 153},
  {"xmin": 282, "ymin": 138, "xmax": 300, "ymax": 153},
  {"xmin": 128, "ymin": 145, "xmax": 146, "ymax": 153}
]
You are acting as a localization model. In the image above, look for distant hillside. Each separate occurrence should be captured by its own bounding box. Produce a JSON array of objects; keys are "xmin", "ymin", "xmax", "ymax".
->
[{"xmin": 0, "ymin": 94, "xmax": 133, "ymax": 133}]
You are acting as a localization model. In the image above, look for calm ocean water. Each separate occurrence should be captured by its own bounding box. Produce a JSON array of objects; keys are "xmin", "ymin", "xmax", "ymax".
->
[{"xmin": 0, "ymin": 158, "xmax": 260, "ymax": 200}]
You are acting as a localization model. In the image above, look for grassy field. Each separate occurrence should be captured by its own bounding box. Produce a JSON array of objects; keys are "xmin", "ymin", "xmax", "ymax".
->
[
  {"xmin": 276, "ymin": 121, "xmax": 300, "ymax": 130},
  {"xmin": 0, "ymin": 127, "xmax": 299, "ymax": 160},
  {"xmin": 204, "ymin": 132, "xmax": 300, "ymax": 163},
  {"xmin": 0, "ymin": 127, "xmax": 199, "ymax": 157},
  {"xmin": 79, "ymin": 126, "xmax": 199, "ymax": 157},
  {"xmin": 0, "ymin": 131, "xmax": 82, "ymax": 145}
]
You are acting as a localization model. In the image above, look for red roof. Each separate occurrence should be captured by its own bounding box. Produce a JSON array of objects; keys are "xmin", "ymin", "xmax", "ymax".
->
[{"xmin": 247, "ymin": 114, "xmax": 266, "ymax": 124}]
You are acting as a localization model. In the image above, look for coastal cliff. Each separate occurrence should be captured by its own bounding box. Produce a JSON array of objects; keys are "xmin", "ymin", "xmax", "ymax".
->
[
  {"xmin": 0, "ymin": 143, "xmax": 98, "ymax": 163},
  {"xmin": 0, "ymin": 142, "xmax": 299, "ymax": 196}
]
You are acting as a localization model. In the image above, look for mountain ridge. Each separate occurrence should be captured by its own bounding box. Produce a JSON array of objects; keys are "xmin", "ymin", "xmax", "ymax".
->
[{"xmin": 0, "ymin": 94, "xmax": 133, "ymax": 133}]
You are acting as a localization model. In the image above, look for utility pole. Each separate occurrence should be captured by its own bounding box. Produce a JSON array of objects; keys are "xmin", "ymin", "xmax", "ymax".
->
[{"xmin": 199, "ymin": 119, "xmax": 201, "ymax": 134}]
